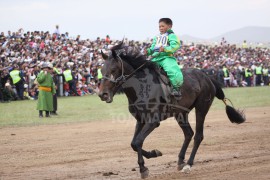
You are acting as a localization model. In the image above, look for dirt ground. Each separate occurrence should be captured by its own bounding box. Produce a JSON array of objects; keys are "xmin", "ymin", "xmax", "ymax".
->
[{"xmin": 0, "ymin": 106, "xmax": 270, "ymax": 180}]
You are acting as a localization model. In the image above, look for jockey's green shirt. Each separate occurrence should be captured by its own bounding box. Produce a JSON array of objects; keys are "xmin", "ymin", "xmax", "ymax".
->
[{"xmin": 147, "ymin": 29, "xmax": 183, "ymax": 89}]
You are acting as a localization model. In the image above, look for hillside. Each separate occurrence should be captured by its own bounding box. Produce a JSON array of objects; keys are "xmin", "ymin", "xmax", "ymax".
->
[
  {"xmin": 179, "ymin": 26, "xmax": 270, "ymax": 44},
  {"xmin": 211, "ymin": 26, "xmax": 270, "ymax": 43}
]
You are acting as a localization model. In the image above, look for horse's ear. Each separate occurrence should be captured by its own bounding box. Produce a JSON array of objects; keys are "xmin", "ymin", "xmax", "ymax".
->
[{"xmin": 101, "ymin": 50, "xmax": 108, "ymax": 60}]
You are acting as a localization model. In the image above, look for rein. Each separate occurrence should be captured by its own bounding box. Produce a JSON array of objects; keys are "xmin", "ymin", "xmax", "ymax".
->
[{"xmin": 102, "ymin": 54, "xmax": 148, "ymax": 86}]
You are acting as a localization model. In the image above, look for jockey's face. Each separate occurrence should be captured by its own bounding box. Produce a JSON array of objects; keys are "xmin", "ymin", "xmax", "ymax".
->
[{"xmin": 159, "ymin": 22, "xmax": 172, "ymax": 34}]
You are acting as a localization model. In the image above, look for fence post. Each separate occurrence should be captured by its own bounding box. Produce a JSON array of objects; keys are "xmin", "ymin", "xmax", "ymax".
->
[
  {"xmin": 87, "ymin": 76, "xmax": 90, "ymax": 84},
  {"xmin": 58, "ymin": 75, "xmax": 63, "ymax": 97}
]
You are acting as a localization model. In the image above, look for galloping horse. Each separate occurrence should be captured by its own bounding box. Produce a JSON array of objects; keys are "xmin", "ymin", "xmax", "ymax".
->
[{"xmin": 98, "ymin": 42, "xmax": 245, "ymax": 179}]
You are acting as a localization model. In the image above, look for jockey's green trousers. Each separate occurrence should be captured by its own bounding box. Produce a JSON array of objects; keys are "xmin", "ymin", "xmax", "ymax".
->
[{"xmin": 152, "ymin": 56, "xmax": 183, "ymax": 89}]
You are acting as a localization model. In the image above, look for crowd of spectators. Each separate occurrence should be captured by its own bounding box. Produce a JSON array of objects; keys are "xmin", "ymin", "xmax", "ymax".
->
[
  {"xmin": 177, "ymin": 39, "xmax": 270, "ymax": 87},
  {"xmin": 0, "ymin": 26, "xmax": 269, "ymax": 102}
]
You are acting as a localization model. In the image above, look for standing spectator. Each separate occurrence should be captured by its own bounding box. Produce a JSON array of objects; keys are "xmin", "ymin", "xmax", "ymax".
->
[
  {"xmin": 76, "ymin": 35, "xmax": 80, "ymax": 42},
  {"xmin": 9, "ymin": 65, "xmax": 24, "ymax": 100},
  {"xmin": 6, "ymin": 30, "xmax": 12, "ymax": 39},
  {"xmin": 245, "ymin": 66, "xmax": 253, "ymax": 87},
  {"xmin": 97, "ymin": 64, "xmax": 103, "ymax": 88},
  {"xmin": 54, "ymin": 25, "xmax": 60, "ymax": 37},
  {"xmin": 65, "ymin": 32, "xmax": 69, "ymax": 39},
  {"xmin": 262, "ymin": 65, "xmax": 269, "ymax": 86},
  {"xmin": 36, "ymin": 63, "xmax": 55, "ymax": 118},
  {"xmin": 235, "ymin": 63, "xmax": 243, "ymax": 87},
  {"xmin": 223, "ymin": 65, "xmax": 230, "ymax": 87},
  {"xmin": 105, "ymin": 35, "xmax": 110, "ymax": 44},
  {"xmin": 242, "ymin": 40, "xmax": 248, "ymax": 49},
  {"xmin": 50, "ymin": 67, "xmax": 58, "ymax": 115},
  {"xmin": 123, "ymin": 38, "xmax": 129, "ymax": 46},
  {"xmin": 255, "ymin": 63, "xmax": 263, "ymax": 86},
  {"xmin": 216, "ymin": 66, "xmax": 225, "ymax": 87},
  {"xmin": 96, "ymin": 37, "xmax": 101, "ymax": 44},
  {"xmin": 63, "ymin": 66, "xmax": 80, "ymax": 96},
  {"xmin": 234, "ymin": 68, "xmax": 242, "ymax": 87},
  {"xmin": 240, "ymin": 68, "xmax": 246, "ymax": 83}
]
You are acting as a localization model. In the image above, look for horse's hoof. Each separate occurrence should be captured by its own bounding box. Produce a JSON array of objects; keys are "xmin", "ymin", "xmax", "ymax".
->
[
  {"xmin": 177, "ymin": 163, "xmax": 186, "ymax": 171},
  {"xmin": 181, "ymin": 164, "xmax": 191, "ymax": 174},
  {"xmin": 140, "ymin": 168, "xmax": 149, "ymax": 179},
  {"xmin": 154, "ymin": 149, "xmax": 162, "ymax": 157}
]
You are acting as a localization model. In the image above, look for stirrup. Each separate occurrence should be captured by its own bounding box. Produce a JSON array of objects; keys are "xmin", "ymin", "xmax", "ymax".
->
[{"xmin": 171, "ymin": 89, "xmax": 182, "ymax": 97}]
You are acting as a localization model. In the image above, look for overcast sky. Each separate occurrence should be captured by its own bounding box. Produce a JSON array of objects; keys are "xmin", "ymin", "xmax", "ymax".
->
[{"xmin": 0, "ymin": 0, "xmax": 269, "ymax": 41}]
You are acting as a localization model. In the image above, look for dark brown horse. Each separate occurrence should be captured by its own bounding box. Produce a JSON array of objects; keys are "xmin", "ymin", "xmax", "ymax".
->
[{"xmin": 98, "ymin": 43, "xmax": 245, "ymax": 179}]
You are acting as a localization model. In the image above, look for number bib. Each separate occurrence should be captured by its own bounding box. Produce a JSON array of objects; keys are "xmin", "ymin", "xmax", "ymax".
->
[{"xmin": 154, "ymin": 33, "xmax": 169, "ymax": 50}]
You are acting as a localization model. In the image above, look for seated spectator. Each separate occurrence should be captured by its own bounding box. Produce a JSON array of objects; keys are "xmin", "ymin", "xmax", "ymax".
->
[
  {"xmin": 63, "ymin": 82, "xmax": 69, "ymax": 96},
  {"xmin": 29, "ymin": 84, "xmax": 39, "ymax": 100},
  {"xmin": 76, "ymin": 81, "xmax": 82, "ymax": 96},
  {"xmin": 23, "ymin": 84, "xmax": 34, "ymax": 100},
  {"xmin": 3, "ymin": 80, "xmax": 16, "ymax": 102}
]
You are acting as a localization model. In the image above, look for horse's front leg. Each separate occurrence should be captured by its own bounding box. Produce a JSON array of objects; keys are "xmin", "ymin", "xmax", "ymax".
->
[
  {"xmin": 131, "ymin": 121, "xmax": 162, "ymax": 159},
  {"xmin": 133, "ymin": 122, "xmax": 159, "ymax": 179}
]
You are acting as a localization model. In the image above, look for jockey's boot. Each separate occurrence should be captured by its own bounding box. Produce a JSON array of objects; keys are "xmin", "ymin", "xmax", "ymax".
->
[{"xmin": 171, "ymin": 88, "xmax": 182, "ymax": 97}]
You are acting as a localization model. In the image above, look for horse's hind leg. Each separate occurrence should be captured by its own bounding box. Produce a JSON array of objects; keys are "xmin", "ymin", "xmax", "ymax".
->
[
  {"xmin": 131, "ymin": 121, "xmax": 162, "ymax": 159},
  {"xmin": 186, "ymin": 99, "xmax": 213, "ymax": 169},
  {"xmin": 175, "ymin": 113, "xmax": 194, "ymax": 170}
]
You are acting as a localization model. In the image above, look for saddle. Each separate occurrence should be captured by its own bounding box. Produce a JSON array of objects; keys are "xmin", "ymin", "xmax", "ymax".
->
[
  {"xmin": 155, "ymin": 67, "xmax": 171, "ymax": 86},
  {"xmin": 155, "ymin": 67, "xmax": 182, "ymax": 99}
]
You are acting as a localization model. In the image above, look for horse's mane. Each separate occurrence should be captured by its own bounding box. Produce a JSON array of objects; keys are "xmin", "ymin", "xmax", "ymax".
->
[{"xmin": 111, "ymin": 43, "xmax": 157, "ymax": 70}]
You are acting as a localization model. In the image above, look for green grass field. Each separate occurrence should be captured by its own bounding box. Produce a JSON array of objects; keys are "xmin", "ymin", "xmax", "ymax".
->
[{"xmin": 0, "ymin": 87, "xmax": 269, "ymax": 127}]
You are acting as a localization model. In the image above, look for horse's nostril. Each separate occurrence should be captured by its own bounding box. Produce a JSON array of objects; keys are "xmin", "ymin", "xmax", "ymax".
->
[
  {"xmin": 99, "ymin": 92, "xmax": 108, "ymax": 100},
  {"xmin": 103, "ymin": 93, "xmax": 108, "ymax": 99}
]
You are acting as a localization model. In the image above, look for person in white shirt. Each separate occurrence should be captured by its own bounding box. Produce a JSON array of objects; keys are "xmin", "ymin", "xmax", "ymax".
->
[{"xmin": 54, "ymin": 25, "xmax": 60, "ymax": 37}]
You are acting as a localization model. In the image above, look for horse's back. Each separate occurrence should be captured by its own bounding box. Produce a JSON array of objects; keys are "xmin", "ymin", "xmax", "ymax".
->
[
  {"xmin": 180, "ymin": 68, "xmax": 216, "ymax": 105},
  {"xmin": 182, "ymin": 68, "xmax": 215, "ymax": 89}
]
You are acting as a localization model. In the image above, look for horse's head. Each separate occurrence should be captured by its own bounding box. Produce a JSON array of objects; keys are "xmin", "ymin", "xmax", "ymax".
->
[{"xmin": 98, "ymin": 42, "xmax": 138, "ymax": 103}]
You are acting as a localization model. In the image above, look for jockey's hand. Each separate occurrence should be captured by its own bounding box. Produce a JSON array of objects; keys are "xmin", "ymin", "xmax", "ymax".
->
[{"xmin": 159, "ymin": 46, "xmax": 164, "ymax": 52}]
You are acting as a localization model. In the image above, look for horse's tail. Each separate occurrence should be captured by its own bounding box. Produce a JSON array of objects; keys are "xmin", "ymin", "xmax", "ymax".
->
[{"xmin": 210, "ymin": 78, "xmax": 246, "ymax": 124}]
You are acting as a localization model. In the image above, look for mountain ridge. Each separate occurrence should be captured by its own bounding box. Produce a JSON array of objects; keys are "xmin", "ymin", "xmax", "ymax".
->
[{"xmin": 179, "ymin": 26, "xmax": 270, "ymax": 43}]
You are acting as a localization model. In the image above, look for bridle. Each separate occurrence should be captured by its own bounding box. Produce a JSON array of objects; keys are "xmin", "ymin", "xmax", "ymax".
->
[{"xmin": 102, "ymin": 51, "xmax": 148, "ymax": 86}]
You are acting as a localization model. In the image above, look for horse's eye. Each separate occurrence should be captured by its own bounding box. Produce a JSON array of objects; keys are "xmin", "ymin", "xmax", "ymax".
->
[{"xmin": 110, "ymin": 70, "xmax": 115, "ymax": 74}]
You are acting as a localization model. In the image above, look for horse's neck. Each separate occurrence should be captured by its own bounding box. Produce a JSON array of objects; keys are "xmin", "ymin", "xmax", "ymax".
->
[{"xmin": 122, "ymin": 68, "xmax": 170, "ymax": 104}]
